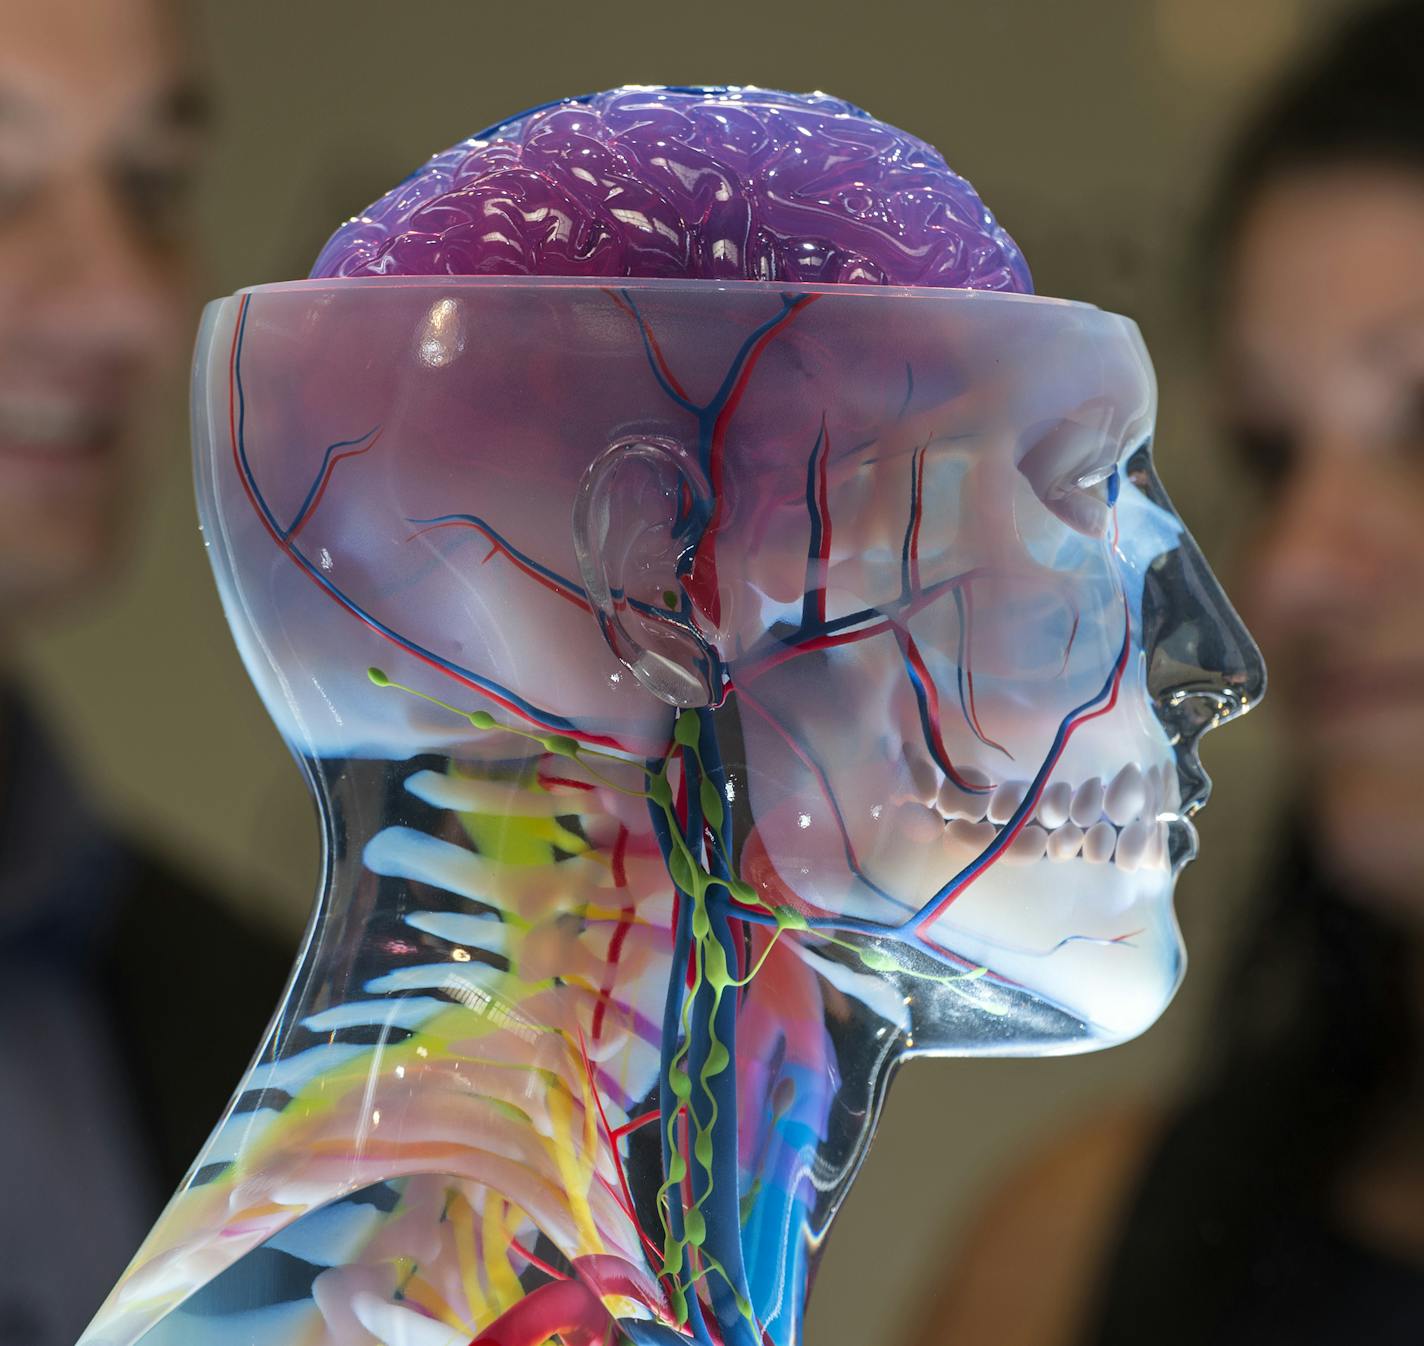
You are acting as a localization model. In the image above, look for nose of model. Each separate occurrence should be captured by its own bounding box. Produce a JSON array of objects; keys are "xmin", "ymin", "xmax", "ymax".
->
[{"xmin": 1129, "ymin": 448, "xmax": 1267, "ymax": 812}]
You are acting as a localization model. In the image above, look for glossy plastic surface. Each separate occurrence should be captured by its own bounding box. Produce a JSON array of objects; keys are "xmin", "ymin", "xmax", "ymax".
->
[
  {"xmin": 310, "ymin": 86, "xmax": 1031, "ymax": 292},
  {"xmin": 83, "ymin": 276, "xmax": 1262, "ymax": 1346}
]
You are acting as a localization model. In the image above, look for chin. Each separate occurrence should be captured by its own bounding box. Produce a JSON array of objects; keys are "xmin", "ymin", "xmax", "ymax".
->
[
  {"xmin": 1325, "ymin": 838, "xmax": 1424, "ymax": 931},
  {"xmin": 1063, "ymin": 931, "xmax": 1186, "ymax": 1047},
  {"xmin": 925, "ymin": 858, "xmax": 1187, "ymax": 1047},
  {"xmin": 1315, "ymin": 771, "xmax": 1424, "ymax": 916}
]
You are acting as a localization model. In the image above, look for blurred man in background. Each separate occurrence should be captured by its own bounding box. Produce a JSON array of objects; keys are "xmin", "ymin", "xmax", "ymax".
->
[
  {"xmin": 0, "ymin": 2, "xmax": 288, "ymax": 1341},
  {"xmin": 915, "ymin": 3, "xmax": 1424, "ymax": 1344}
]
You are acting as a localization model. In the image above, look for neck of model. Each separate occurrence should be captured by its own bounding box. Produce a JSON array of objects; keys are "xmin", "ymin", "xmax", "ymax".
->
[
  {"xmin": 290, "ymin": 742, "xmax": 853, "ymax": 1346},
  {"xmin": 99, "ymin": 742, "xmax": 872, "ymax": 1346}
]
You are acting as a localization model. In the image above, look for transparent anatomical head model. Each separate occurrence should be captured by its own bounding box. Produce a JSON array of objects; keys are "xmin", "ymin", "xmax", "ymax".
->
[{"xmin": 84, "ymin": 89, "xmax": 1263, "ymax": 1346}]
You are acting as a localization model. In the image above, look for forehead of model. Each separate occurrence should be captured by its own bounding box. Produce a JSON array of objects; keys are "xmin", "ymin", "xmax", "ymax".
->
[
  {"xmin": 0, "ymin": 0, "xmax": 198, "ymax": 154},
  {"xmin": 1225, "ymin": 166, "xmax": 1424, "ymax": 419}
]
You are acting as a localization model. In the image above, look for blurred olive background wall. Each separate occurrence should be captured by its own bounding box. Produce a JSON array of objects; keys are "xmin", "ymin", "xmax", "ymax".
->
[{"xmin": 19, "ymin": 0, "xmax": 1362, "ymax": 1340}]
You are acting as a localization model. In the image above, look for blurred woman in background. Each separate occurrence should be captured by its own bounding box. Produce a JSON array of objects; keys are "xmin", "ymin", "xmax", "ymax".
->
[{"xmin": 916, "ymin": 3, "xmax": 1424, "ymax": 1343}]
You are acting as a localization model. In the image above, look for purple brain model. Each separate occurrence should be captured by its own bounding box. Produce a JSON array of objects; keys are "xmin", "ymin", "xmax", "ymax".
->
[{"xmin": 311, "ymin": 85, "xmax": 1032, "ymax": 291}]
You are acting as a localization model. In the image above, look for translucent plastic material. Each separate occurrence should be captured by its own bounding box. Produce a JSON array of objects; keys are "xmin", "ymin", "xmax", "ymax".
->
[
  {"xmin": 83, "ymin": 276, "xmax": 1263, "ymax": 1346},
  {"xmin": 309, "ymin": 86, "xmax": 1032, "ymax": 292}
]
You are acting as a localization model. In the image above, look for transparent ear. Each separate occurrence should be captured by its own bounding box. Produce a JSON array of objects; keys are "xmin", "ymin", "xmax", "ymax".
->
[{"xmin": 572, "ymin": 436, "xmax": 719, "ymax": 708}]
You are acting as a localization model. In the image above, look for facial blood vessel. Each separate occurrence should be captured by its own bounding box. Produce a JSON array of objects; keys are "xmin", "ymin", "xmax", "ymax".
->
[{"xmin": 82, "ymin": 86, "xmax": 1263, "ymax": 1346}]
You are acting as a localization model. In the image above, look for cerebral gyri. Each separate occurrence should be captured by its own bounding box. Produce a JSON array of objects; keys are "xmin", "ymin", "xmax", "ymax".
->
[
  {"xmin": 83, "ymin": 86, "xmax": 1264, "ymax": 1346},
  {"xmin": 309, "ymin": 86, "xmax": 1031, "ymax": 289}
]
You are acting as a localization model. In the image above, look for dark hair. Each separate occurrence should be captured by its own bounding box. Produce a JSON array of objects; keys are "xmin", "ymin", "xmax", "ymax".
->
[
  {"xmin": 1203, "ymin": 0, "xmax": 1424, "ymax": 311},
  {"xmin": 1086, "ymin": 6, "xmax": 1424, "ymax": 1341}
]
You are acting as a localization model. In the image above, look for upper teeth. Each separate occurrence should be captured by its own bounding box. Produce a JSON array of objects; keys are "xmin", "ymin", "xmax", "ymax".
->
[
  {"xmin": 923, "ymin": 759, "xmax": 1179, "ymax": 872},
  {"xmin": 1037, "ymin": 781, "xmax": 1072, "ymax": 829},
  {"xmin": 1069, "ymin": 777, "xmax": 1105, "ymax": 828},
  {"xmin": 1104, "ymin": 763, "xmax": 1148, "ymax": 826},
  {"xmin": 987, "ymin": 781, "xmax": 1028, "ymax": 825}
]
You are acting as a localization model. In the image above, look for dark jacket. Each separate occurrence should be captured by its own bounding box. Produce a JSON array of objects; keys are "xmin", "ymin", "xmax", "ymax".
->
[{"xmin": 0, "ymin": 693, "xmax": 292, "ymax": 1345}]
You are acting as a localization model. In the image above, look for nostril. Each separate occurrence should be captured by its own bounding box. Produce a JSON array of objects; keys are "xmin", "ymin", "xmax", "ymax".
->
[
  {"xmin": 1161, "ymin": 684, "xmax": 1248, "ymax": 740},
  {"xmin": 1142, "ymin": 584, "xmax": 1267, "ymax": 736}
]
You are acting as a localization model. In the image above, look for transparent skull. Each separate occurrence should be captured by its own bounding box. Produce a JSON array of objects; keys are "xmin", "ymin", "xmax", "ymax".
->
[
  {"xmin": 83, "ymin": 275, "xmax": 1263, "ymax": 1346},
  {"xmin": 211, "ymin": 277, "xmax": 1261, "ymax": 1043}
]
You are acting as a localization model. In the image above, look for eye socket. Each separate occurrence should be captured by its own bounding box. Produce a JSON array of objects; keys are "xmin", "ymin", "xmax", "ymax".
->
[
  {"xmin": 113, "ymin": 156, "xmax": 198, "ymax": 248},
  {"xmin": 1075, "ymin": 461, "xmax": 1122, "ymax": 501},
  {"xmin": 1386, "ymin": 381, "xmax": 1424, "ymax": 461},
  {"xmin": 1223, "ymin": 419, "xmax": 1295, "ymax": 490},
  {"xmin": 1017, "ymin": 415, "xmax": 1123, "ymax": 536}
]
